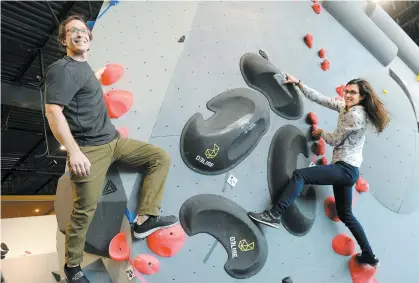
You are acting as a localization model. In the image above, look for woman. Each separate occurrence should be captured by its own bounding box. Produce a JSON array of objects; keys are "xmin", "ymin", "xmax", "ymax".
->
[{"xmin": 248, "ymin": 73, "xmax": 390, "ymax": 267}]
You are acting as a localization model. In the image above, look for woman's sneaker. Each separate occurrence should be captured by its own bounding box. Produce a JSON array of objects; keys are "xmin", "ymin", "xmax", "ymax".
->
[
  {"xmin": 248, "ymin": 210, "xmax": 281, "ymax": 228},
  {"xmin": 64, "ymin": 264, "xmax": 90, "ymax": 283},
  {"xmin": 355, "ymin": 252, "xmax": 380, "ymax": 267},
  {"xmin": 133, "ymin": 215, "xmax": 178, "ymax": 238}
]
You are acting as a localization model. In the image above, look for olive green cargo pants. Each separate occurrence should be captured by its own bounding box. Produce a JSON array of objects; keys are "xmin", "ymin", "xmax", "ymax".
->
[{"xmin": 64, "ymin": 137, "xmax": 171, "ymax": 265}]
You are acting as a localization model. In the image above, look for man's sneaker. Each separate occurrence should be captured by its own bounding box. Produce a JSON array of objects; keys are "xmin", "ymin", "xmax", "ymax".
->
[
  {"xmin": 248, "ymin": 210, "xmax": 281, "ymax": 228},
  {"xmin": 133, "ymin": 215, "xmax": 178, "ymax": 238},
  {"xmin": 64, "ymin": 264, "xmax": 90, "ymax": 283},
  {"xmin": 355, "ymin": 252, "xmax": 380, "ymax": 268}
]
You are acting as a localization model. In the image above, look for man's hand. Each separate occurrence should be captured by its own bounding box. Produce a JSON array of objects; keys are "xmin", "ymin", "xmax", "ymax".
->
[
  {"xmin": 95, "ymin": 66, "xmax": 107, "ymax": 80},
  {"xmin": 69, "ymin": 150, "xmax": 91, "ymax": 177}
]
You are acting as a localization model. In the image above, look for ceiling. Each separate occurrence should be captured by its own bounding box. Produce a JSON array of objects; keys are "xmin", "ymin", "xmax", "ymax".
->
[
  {"xmin": 1, "ymin": 200, "xmax": 55, "ymax": 218},
  {"xmin": 1, "ymin": 1, "xmax": 418, "ymax": 197},
  {"xmin": 378, "ymin": 0, "xmax": 419, "ymax": 45}
]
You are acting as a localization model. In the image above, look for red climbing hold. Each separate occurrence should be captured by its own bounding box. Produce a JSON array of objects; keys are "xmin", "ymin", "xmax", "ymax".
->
[
  {"xmin": 108, "ymin": 232, "xmax": 130, "ymax": 261},
  {"xmin": 321, "ymin": 59, "xmax": 330, "ymax": 71},
  {"xmin": 306, "ymin": 112, "xmax": 318, "ymax": 125},
  {"xmin": 147, "ymin": 224, "xmax": 186, "ymax": 257},
  {"xmin": 349, "ymin": 253, "xmax": 378, "ymax": 283},
  {"xmin": 117, "ymin": 127, "xmax": 129, "ymax": 139},
  {"xmin": 318, "ymin": 48, "xmax": 326, "ymax": 58},
  {"xmin": 312, "ymin": 137, "xmax": 325, "ymax": 155},
  {"xmin": 318, "ymin": 156, "xmax": 328, "ymax": 165},
  {"xmin": 312, "ymin": 3, "xmax": 322, "ymax": 14},
  {"xmin": 356, "ymin": 177, "xmax": 369, "ymax": 193},
  {"xmin": 352, "ymin": 190, "xmax": 359, "ymax": 207},
  {"xmin": 134, "ymin": 254, "xmax": 160, "ymax": 275},
  {"xmin": 304, "ymin": 33, "xmax": 313, "ymax": 48},
  {"xmin": 311, "ymin": 124, "xmax": 318, "ymax": 133},
  {"xmin": 332, "ymin": 234, "xmax": 355, "ymax": 256},
  {"xmin": 104, "ymin": 89, "xmax": 133, "ymax": 119},
  {"xmin": 99, "ymin": 64, "xmax": 124, "ymax": 86},
  {"xmin": 324, "ymin": 196, "xmax": 340, "ymax": 222},
  {"xmin": 336, "ymin": 84, "xmax": 345, "ymax": 97}
]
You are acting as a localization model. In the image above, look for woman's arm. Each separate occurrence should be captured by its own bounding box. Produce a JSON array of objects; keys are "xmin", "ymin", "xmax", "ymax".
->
[
  {"xmin": 283, "ymin": 73, "xmax": 344, "ymax": 112},
  {"xmin": 320, "ymin": 110, "xmax": 365, "ymax": 146},
  {"xmin": 296, "ymin": 82, "xmax": 343, "ymax": 112}
]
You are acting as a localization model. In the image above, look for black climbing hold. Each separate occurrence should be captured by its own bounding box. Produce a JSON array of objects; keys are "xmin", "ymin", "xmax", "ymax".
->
[
  {"xmin": 259, "ymin": 49, "xmax": 269, "ymax": 60},
  {"xmin": 178, "ymin": 35, "xmax": 185, "ymax": 43},
  {"xmin": 52, "ymin": 272, "xmax": 61, "ymax": 282},
  {"xmin": 1, "ymin": 243, "xmax": 9, "ymax": 251},
  {"xmin": 180, "ymin": 88, "xmax": 270, "ymax": 175},
  {"xmin": 268, "ymin": 125, "xmax": 317, "ymax": 236},
  {"xmin": 282, "ymin": 276, "xmax": 294, "ymax": 283},
  {"xmin": 240, "ymin": 52, "xmax": 304, "ymax": 120},
  {"xmin": 179, "ymin": 194, "xmax": 268, "ymax": 279}
]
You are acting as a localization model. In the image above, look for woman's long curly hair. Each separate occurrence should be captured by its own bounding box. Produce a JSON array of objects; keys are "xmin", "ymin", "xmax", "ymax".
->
[{"xmin": 347, "ymin": 78, "xmax": 390, "ymax": 133}]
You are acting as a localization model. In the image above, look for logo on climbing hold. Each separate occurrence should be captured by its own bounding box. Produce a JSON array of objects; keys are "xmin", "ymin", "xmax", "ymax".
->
[
  {"xmin": 205, "ymin": 144, "xmax": 219, "ymax": 159},
  {"xmin": 229, "ymin": 237, "xmax": 255, "ymax": 258},
  {"xmin": 195, "ymin": 155, "xmax": 214, "ymax": 168},
  {"xmin": 229, "ymin": 237, "xmax": 238, "ymax": 258},
  {"xmin": 238, "ymin": 239, "xmax": 255, "ymax": 252}
]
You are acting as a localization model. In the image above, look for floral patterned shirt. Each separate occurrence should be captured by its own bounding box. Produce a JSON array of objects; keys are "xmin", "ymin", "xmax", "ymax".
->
[{"xmin": 300, "ymin": 85, "xmax": 367, "ymax": 168}]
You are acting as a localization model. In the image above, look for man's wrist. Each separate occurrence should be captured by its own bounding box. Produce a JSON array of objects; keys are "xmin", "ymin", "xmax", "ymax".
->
[{"xmin": 66, "ymin": 143, "xmax": 81, "ymax": 156}]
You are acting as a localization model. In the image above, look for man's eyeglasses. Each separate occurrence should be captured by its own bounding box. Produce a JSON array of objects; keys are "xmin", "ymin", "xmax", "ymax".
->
[{"xmin": 67, "ymin": 27, "xmax": 89, "ymax": 35}]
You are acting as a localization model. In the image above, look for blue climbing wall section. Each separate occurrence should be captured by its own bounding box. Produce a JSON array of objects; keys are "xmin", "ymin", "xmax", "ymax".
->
[{"xmin": 85, "ymin": 1, "xmax": 419, "ymax": 283}]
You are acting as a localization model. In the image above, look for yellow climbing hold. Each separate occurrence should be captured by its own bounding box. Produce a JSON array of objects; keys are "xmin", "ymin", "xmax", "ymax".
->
[
  {"xmin": 383, "ymin": 89, "xmax": 388, "ymax": 94},
  {"xmin": 417, "ymin": 74, "xmax": 419, "ymax": 82}
]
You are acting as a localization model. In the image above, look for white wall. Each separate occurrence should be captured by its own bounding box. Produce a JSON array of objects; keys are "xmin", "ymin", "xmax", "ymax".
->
[
  {"xmin": 1, "ymin": 252, "xmax": 60, "ymax": 283},
  {"xmin": 1, "ymin": 215, "xmax": 58, "ymax": 259}
]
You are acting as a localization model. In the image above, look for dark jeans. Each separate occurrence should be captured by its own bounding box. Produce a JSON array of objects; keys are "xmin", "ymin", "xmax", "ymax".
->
[{"xmin": 271, "ymin": 161, "xmax": 373, "ymax": 254}]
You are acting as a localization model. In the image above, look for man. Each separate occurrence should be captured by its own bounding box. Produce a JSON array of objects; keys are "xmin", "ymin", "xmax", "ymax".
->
[{"xmin": 45, "ymin": 15, "xmax": 178, "ymax": 283}]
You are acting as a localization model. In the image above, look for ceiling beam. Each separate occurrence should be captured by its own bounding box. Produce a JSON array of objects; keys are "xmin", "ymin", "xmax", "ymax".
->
[
  {"xmin": 1, "ymin": 195, "xmax": 56, "ymax": 201},
  {"xmin": 393, "ymin": 1, "xmax": 419, "ymax": 19},
  {"xmin": 401, "ymin": 14, "xmax": 419, "ymax": 29},
  {"xmin": 13, "ymin": 1, "xmax": 76, "ymax": 83},
  {"xmin": 1, "ymin": 137, "xmax": 46, "ymax": 184},
  {"xmin": 33, "ymin": 177, "xmax": 57, "ymax": 195}
]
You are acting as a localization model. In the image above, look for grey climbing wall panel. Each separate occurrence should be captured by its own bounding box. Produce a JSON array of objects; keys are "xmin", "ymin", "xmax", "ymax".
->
[
  {"xmin": 87, "ymin": 1, "xmax": 199, "ymax": 198},
  {"xmin": 78, "ymin": 1, "xmax": 419, "ymax": 283}
]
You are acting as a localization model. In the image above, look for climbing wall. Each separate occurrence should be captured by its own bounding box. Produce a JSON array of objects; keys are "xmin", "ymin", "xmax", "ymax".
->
[{"xmin": 64, "ymin": 1, "xmax": 419, "ymax": 283}]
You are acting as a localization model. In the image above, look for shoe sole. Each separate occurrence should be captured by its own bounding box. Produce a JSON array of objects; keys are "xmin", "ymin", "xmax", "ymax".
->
[
  {"xmin": 133, "ymin": 221, "xmax": 179, "ymax": 239},
  {"xmin": 248, "ymin": 214, "xmax": 280, "ymax": 229},
  {"xmin": 357, "ymin": 259, "xmax": 380, "ymax": 269}
]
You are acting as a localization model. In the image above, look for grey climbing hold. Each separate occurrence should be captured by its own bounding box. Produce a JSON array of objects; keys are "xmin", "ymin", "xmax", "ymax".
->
[
  {"xmin": 268, "ymin": 125, "xmax": 317, "ymax": 236},
  {"xmin": 180, "ymin": 88, "xmax": 270, "ymax": 175},
  {"xmin": 240, "ymin": 52, "xmax": 304, "ymax": 120}
]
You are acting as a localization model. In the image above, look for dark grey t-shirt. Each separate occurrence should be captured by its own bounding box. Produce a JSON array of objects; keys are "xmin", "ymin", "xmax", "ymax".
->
[{"xmin": 45, "ymin": 56, "xmax": 118, "ymax": 147}]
